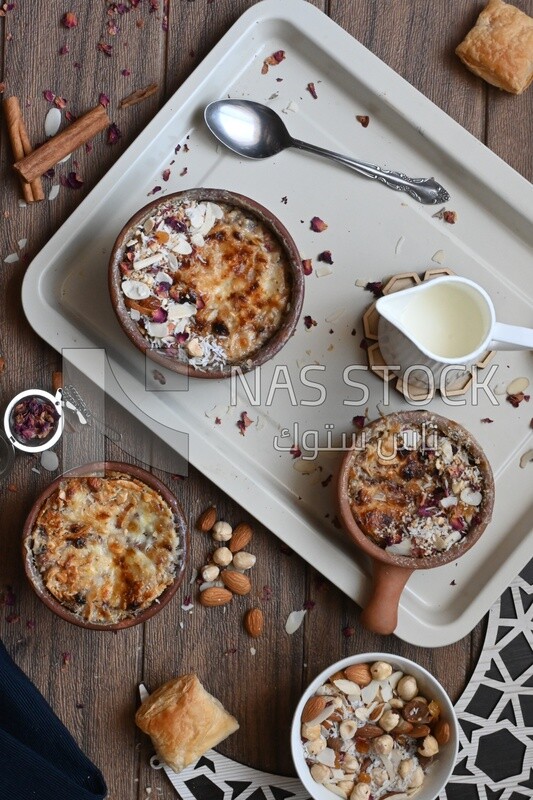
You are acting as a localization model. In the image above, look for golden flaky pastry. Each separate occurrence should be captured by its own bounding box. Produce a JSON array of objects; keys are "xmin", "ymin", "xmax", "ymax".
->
[
  {"xmin": 135, "ymin": 674, "xmax": 239, "ymax": 773},
  {"xmin": 456, "ymin": 0, "xmax": 533, "ymax": 94}
]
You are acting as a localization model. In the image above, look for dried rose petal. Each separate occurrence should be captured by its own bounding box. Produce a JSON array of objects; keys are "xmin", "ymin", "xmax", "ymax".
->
[
  {"xmin": 65, "ymin": 110, "xmax": 77, "ymax": 123},
  {"xmin": 317, "ymin": 250, "xmax": 333, "ymax": 264},
  {"xmin": 304, "ymin": 315, "xmax": 317, "ymax": 329},
  {"xmin": 85, "ymin": 141, "xmax": 93, "ymax": 154},
  {"xmin": 303, "ymin": 599, "xmax": 316, "ymax": 610},
  {"xmin": 148, "ymin": 185, "xmax": 162, "ymax": 196},
  {"xmin": 215, "ymin": 417, "xmax": 221, "ymax": 425},
  {"xmin": 365, "ymin": 281, "xmax": 383, "ymax": 298},
  {"xmin": 290, "ymin": 444, "xmax": 301, "ymax": 459},
  {"xmin": 97, "ymin": 42, "xmax": 113, "ymax": 56},
  {"xmin": 54, "ymin": 95, "xmax": 67, "ymax": 109},
  {"xmin": 310, "ymin": 215, "xmax": 328, "ymax": 232},
  {"xmin": 151, "ymin": 307, "xmax": 168, "ymax": 323},
  {"xmin": 162, "ymin": 168, "xmax": 171, "ymax": 181},
  {"xmin": 342, "ymin": 625, "xmax": 355, "ymax": 638},
  {"xmin": 352, "ymin": 415, "xmax": 366, "ymax": 429},
  {"xmin": 237, "ymin": 410, "xmax": 253, "ymax": 436},
  {"xmin": 59, "ymin": 44, "xmax": 70, "ymax": 55},
  {"xmin": 321, "ymin": 474, "xmax": 332, "ymax": 488},
  {"xmin": 11, "ymin": 396, "xmax": 59, "ymax": 440},
  {"xmin": 306, "ymin": 82, "xmax": 318, "ymax": 99},
  {"xmin": 107, "ymin": 19, "xmax": 118, "ymax": 35},
  {"xmin": 261, "ymin": 49, "xmax": 286, "ymax": 74},
  {"xmin": 180, "ymin": 167, "xmax": 188, "ymax": 177},
  {"xmin": 443, "ymin": 210, "xmax": 457, "ymax": 224},
  {"xmin": 480, "ymin": 417, "xmax": 494, "ymax": 423},
  {"xmin": 356, "ymin": 114, "xmax": 370, "ymax": 127},
  {"xmin": 60, "ymin": 172, "xmax": 84, "ymax": 189},
  {"xmin": 61, "ymin": 11, "xmax": 78, "ymax": 28},
  {"xmin": 507, "ymin": 392, "xmax": 529, "ymax": 408},
  {"xmin": 107, "ymin": 122, "xmax": 122, "ymax": 144},
  {"xmin": 61, "ymin": 652, "xmax": 72, "ymax": 667},
  {"xmin": 43, "ymin": 90, "xmax": 55, "ymax": 103},
  {"xmin": 99, "ymin": 92, "xmax": 110, "ymax": 108},
  {"xmin": 121, "ymin": 68, "xmax": 131, "ymax": 76},
  {"xmin": 175, "ymin": 331, "xmax": 189, "ymax": 344},
  {"xmin": 302, "ymin": 258, "xmax": 313, "ymax": 276}
]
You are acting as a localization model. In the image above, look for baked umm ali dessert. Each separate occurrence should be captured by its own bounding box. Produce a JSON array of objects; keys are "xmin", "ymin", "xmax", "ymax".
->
[
  {"xmin": 24, "ymin": 463, "xmax": 187, "ymax": 629},
  {"xmin": 135, "ymin": 674, "xmax": 239, "ymax": 772},
  {"xmin": 456, "ymin": 0, "xmax": 533, "ymax": 94},
  {"xmin": 109, "ymin": 188, "xmax": 304, "ymax": 378}
]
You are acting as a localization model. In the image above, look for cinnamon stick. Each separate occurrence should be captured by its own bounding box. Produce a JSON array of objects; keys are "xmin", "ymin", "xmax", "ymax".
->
[
  {"xmin": 3, "ymin": 96, "xmax": 44, "ymax": 202},
  {"xmin": 13, "ymin": 104, "xmax": 111, "ymax": 184},
  {"xmin": 119, "ymin": 82, "xmax": 158, "ymax": 109}
]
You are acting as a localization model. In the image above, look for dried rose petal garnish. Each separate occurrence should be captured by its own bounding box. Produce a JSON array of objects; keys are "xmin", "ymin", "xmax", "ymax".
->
[
  {"xmin": 356, "ymin": 114, "xmax": 370, "ymax": 127},
  {"xmin": 261, "ymin": 49, "xmax": 285, "ymax": 74},
  {"xmin": 306, "ymin": 82, "xmax": 317, "ymax": 99},
  {"xmin": 99, "ymin": 92, "xmax": 110, "ymax": 108},
  {"xmin": 162, "ymin": 168, "xmax": 171, "ymax": 181},
  {"xmin": 302, "ymin": 259, "xmax": 313, "ymax": 276},
  {"xmin": 290, "ymin": 444, "xmax": 302, "ymax": 459},
  {"xmin": 304, "ymin": 315, "xmax": 317, "ymax": 329},
  {"xmin": 59, "ymin": 44, "xmax": 70, "ymax": 55},
  {"xmin": 317, "ymin": 250, "xmax": 333, "ymax": 264},
  {"xmin": 237, "ymin": 410, "xmax": 254, "ymax": 436},
  {"xmin": 310, "ymin": 216, "xmax": 328, "ymax": 232},
  {"xmin": 352, "ymin": 415, "xmax": 366, "ymax": 429},
  {"xmin": 97, "ymin": 42, "xmax": 113, "ymax": 56},
  {"xmin": 507, "ymin": 392, "xmax": 530, "ymax": 408},
  {"xmin": 365, "ymin": 280, "xmax": 383, "ymax": 298},
  {"xmin": 480, "ymin": 417, "xmax": 494, "ymax": 423},
  {"xmin": 61, "ymin": 11, "xmax": 78, "ymax": 28},
  {"xmin": 107, "ymin": 122, "xmax": 122, "ymax": 144},
  {"xmin": 11, "ymin": 396, "xmax": 59, "ymax": 441},
  {"xmin": 443, "ymin": 210, "xmax": 457, "ymax": 224},
  {"xmin": 43, "ymin": 90, "xmax": 55, "ymax": 103},
  {"xmin": 60, "ymin": 172, "xmax": 84, "ymax": 189}
]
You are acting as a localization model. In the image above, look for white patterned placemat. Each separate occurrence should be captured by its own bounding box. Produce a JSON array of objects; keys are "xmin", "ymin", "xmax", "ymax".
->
[{"xmin": 143, "ymin": 558, "xmax": 533, "ymax": 800}]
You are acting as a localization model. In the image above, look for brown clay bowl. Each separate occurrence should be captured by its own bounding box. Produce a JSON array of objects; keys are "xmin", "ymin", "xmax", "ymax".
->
[
  {"xmin": 108, "ymin": 188, "xmax": 305, "ymax": 379},
  {"xmin": 22, "ymin": 461, "xmax": 188, "ymax": 630},
  {"xmin": 338, "ymin": 411, "xmax": 495, "ymax": 635}
]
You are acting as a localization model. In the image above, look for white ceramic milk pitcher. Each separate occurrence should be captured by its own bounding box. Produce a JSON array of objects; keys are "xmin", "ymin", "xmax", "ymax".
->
[{"xmin": 376, "ymin": 276, "xmax": 533, "ymax": 390}]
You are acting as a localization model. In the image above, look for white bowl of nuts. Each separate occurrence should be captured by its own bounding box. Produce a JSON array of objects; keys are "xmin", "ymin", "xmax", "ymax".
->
[{"xmin": 291, "ymin": 654, "xmax": 458, "ymax": 800}]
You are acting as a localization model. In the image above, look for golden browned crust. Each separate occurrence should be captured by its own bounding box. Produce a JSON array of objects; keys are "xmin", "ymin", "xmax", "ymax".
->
[
  {"xmin": 135, "ymin": 674, "xmax": 239, "ymax": 772},
  {"xmin": 456, "ymin": 0, "xmax": 533, "ymax": 94},
  {"xmin": 30, "ymin": 472, "xmax": 180, "ymax": 624}
]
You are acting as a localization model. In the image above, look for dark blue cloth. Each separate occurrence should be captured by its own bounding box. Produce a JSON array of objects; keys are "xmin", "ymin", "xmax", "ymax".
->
[{"xmin": 0, "ymin": 639, "xmax": 107, "ymax": 800}]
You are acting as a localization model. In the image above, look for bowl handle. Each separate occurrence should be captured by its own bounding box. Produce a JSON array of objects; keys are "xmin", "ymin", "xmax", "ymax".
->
[{"xmin": 360, "ymin": 560, "xmax": 413, "ymax": 635}]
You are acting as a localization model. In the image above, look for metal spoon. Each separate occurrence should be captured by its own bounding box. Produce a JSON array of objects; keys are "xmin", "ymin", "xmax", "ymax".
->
[{"xmin": 205, "ymin": 99, "xmax": 449, "ymax": 205}]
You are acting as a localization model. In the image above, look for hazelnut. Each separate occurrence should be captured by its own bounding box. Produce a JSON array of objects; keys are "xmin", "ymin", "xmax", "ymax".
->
[
  {"xmin": 350, "ymin": 784, "xmax": 371, "ymax": 800},
  {"xmin": 418, "ymin": 734, "xmax": 439, "ymax": 757},
  {"xmin": 338, "ymin": 781, "xmax": 355, "ymax": 797},
  {"xmin": 186, "ymin": 338, "xmax": 204, "ymax": 358},
  {"xmin": 372, "ymin": 768, "xmax": 388, "ymax": 787},
  {"xmin": 328, "ymin": 785, "xmax": 350, "ymax": 799},
  {"xmin": 339, "ymin": 720, "xmax": 358, "ymax": 740},
  {"xmin": 398, "ymin": 758, "xmax": 415, "ymax": 779},
  {"xmin": 379, "ymin": 709, "xmax": 400, "ymax": 732},
  {"xmin": 305, "ymin": 736, "xmax": 326, "ymax": 755},
  {"xmin": 389, "ymin": 697, "xmax": 404, "ymax": 709},
  {"xmin": 397, "ymin": 675, "xmax": 418, "ymax": 701},
  {"xmin": 212, "ymin": 521, "xmax": 233, "ymax": 542},
  {"xmin": 201, "ymin": 564, "xmax": 220, "ymax": 582},
  {"xmin": 301, "ymin": 723, "xmax": 321, "ymax": 740},
  {"xmin": 310, "ymin": 763, "xmax": 331, "ymax": 784},
  {"xmin": 371, "ymin": 661, "xmax": 393, "ymax": 681},
  {"xmin": 212, "ymin": 547, "xmax": 233, "ymax": 567},
  {"xmin": 343, "ymin": 754, "xmax": 360, "ymax": 773},
  {"xmin": 373, "ymin": 734, "xmax": 394, "ymax": 755},
  {"xmin": 232, "ymin": 551, "xmax": 256, "ymax": 570},
  {"xmin": 409, "ymin": 766, "xmax": 424, "ymax": 789}
]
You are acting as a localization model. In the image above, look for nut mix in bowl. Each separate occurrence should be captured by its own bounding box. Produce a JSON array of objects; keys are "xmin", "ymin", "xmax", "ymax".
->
[
  {"xmin": 337, "ymin": 411, "xmax": 494, "ymax": 635},
  {"xmin": 109, "ymin": 188, "xmax": 304, "ymax": 379},
  {"xmin": 291, "ymin": 653, "xmax": 458, "ymax": 800},
  {"xmin": 23, "ymin": 462, "xmax": 188, "ymax": 630}
]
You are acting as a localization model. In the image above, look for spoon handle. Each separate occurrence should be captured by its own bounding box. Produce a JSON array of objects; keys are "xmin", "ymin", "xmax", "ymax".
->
[{"xmin": 291, "ymin": 138, "xmax": 449, "ymax": 205}]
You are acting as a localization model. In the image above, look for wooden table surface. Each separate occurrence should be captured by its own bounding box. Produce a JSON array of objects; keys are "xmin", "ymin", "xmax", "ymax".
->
[{"xmin": 1, "ymin": 1, "xmax": 532, "ymax": 798}]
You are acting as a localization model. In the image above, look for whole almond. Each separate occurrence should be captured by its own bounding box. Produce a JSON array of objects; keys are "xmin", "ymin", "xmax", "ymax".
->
[
  {"xmin": 229, "ymin": 522, "xmax": 253, "ymax": 552},
  {"xmin": 221, "ymin": 570, "xmax": 251, "ymax": 596},
  {"xmin": 344, "ymin": 663, "xmax": 372, "ymax": 687},
  {"xmin": 196, "ymin": 506, "xmax": 217, "ymax": 532},
  {"xmin": 394, "ymin": 719, "xmax": 414, "ymax": 735},
  {"xmin": 301, "ymin": 695, "xmax": 327, "ymax": 723},
  {"xmin": 244, "ymin": 607, "xmax": 264, "ymax": 638},
  {"xmin": 433, "ymin": 719, "xmax": 451, "ymax": 745},
  {"xmin": 199, "ymin": 587, "xmax": 232, "ymax": 607},
  {"xmin": 355, "ymin": 724, "xmax": 383, "ymax": 738}
]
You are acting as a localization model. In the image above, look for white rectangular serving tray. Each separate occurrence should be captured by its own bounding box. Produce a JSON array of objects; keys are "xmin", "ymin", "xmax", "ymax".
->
[{"xmin": 22, "ymin": 0, "xmax": 533, "ymax": 646}]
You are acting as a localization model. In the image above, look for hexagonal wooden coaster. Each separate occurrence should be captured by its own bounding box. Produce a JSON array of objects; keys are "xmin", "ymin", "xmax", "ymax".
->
[{"xmin": 362, "ymin": 268, "xmax": 495, "ymax": 400}]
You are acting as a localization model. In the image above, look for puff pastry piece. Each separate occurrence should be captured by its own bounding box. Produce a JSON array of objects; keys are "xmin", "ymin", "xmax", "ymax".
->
[
  {"xmin": 456, "ymin": 0, "xmax": 533, "ymax": 94},
  {"xmin": 135, "ymin": 674, "xmax": 239, "ymax": 773}
]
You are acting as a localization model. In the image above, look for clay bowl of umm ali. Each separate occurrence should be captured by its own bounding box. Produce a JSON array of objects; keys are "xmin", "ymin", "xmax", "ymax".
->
[
  {"xmin": 337, "ymin": 410, "xmax": 494, "ymax": 635},
  {"xmin": 108, "ymin": 188, "xmax": 305, "ymax": 379},
  {"xmin": 22, "ymin": 462, "xmax": 188, "ymax": 630}
]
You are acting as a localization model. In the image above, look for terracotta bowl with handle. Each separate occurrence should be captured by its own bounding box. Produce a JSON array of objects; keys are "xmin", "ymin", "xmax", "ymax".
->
[{"xmin": 337, "ymin": 410, "xmax": 495, "ymax": 635}]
